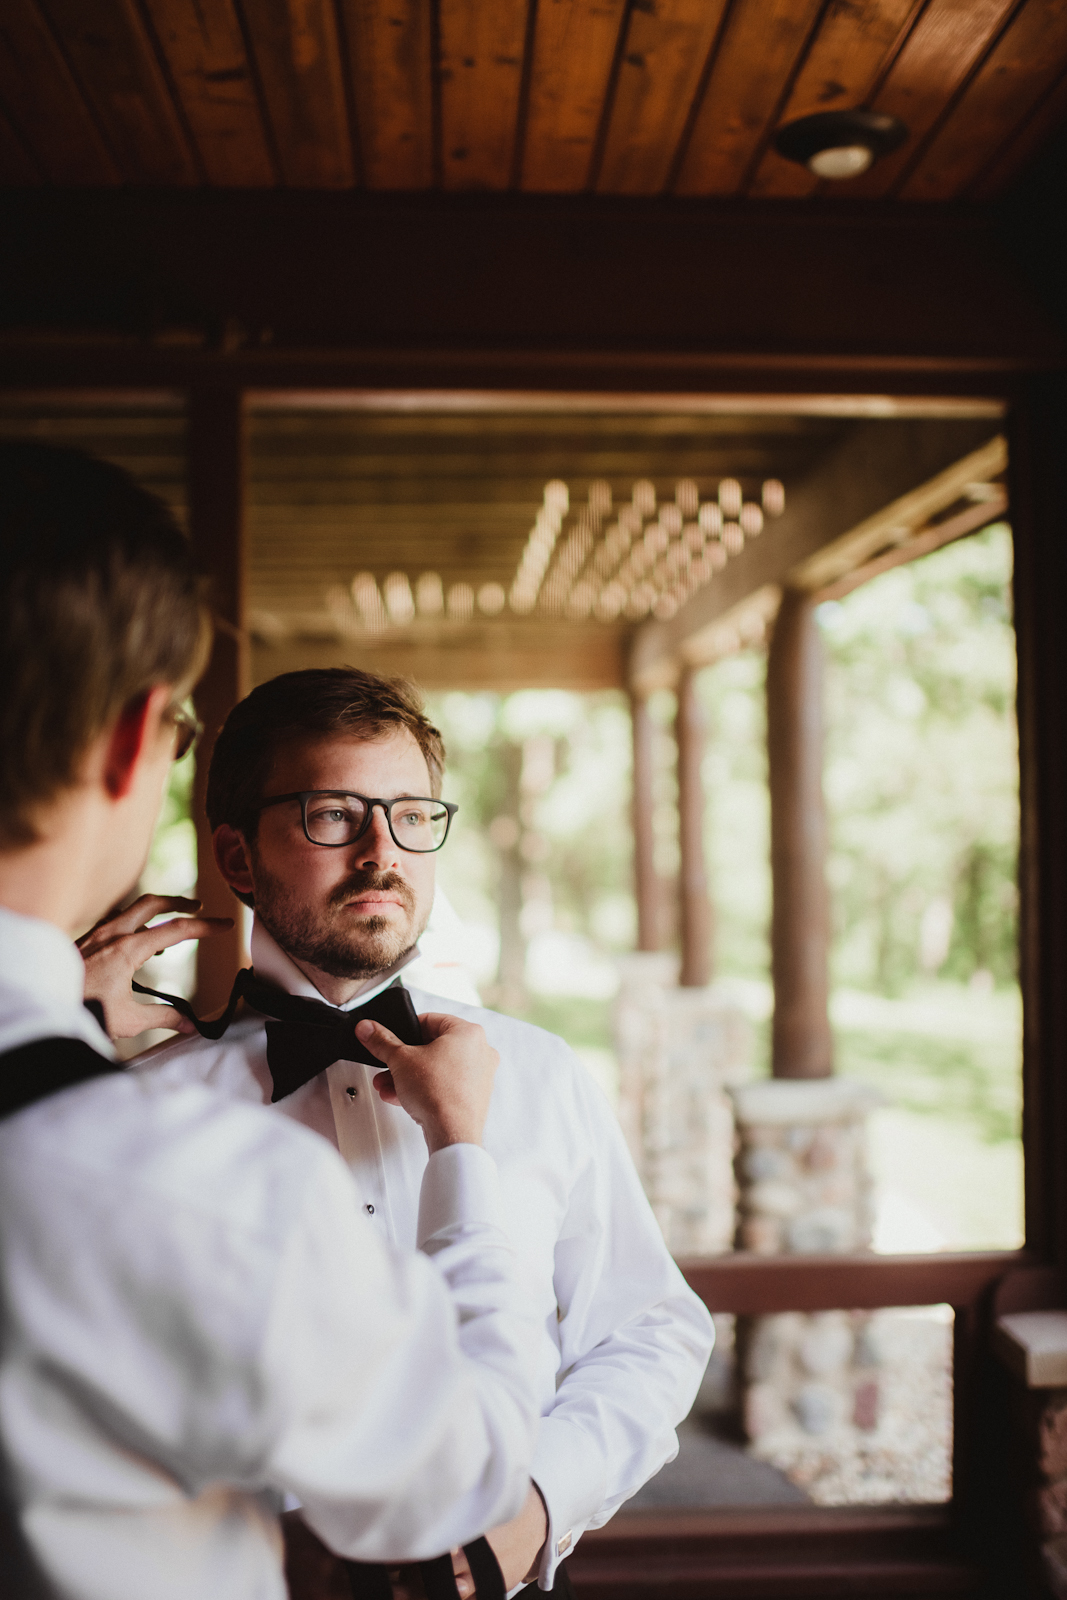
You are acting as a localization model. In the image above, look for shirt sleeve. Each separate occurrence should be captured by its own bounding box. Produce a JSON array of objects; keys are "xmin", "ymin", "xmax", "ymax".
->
[
  {"xmin": 530, "ymin": 1063, "xmax": 715, "ymax": 1590},
  {"xmin": 261, "ymin": 1142, "xmax": 540, "ymax": 1563}
]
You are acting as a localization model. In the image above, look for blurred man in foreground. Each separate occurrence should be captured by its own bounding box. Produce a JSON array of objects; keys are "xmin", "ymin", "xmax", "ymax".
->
[{"xmin": 0, "ymin": 444, "xmax": 538, "ymax": 1600}]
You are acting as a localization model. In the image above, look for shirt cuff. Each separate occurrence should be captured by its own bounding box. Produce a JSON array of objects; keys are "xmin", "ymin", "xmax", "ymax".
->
[
  {"xmin": 416, "ymin": 1143, "xmax": 502, "ymax": 1247},
  {"xmin": 528, "ymin": 1419, "xmax": 605, "ymax": 1589}
]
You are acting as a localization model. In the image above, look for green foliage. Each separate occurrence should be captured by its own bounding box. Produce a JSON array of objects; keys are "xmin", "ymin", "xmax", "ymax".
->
[
  {"xmin": 523, "ymin": 995, "xmax": 614, "ymax": 1048},
  {"xmin": 838, "ymin": 1024, "xmax": 1019, "ymax": 1145},
  {"xmin": 819, "ymin": 523, "xmax": 1018, "ymax": 992},
  {"xmin": 696, "ymin": 527, "xmax": 1019, "ymax": 995},
  {"xmin": 428, "ymin": 689, "xmax": 635, "ymax": 952},
  {"xmin": 697, "ymin": 652, "xmax": 771, "ymax": 981}
]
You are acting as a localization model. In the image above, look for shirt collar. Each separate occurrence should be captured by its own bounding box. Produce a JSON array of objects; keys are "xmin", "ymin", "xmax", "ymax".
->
[
  {"xmin": 0, "ymin": 904, "xmax": 114, "ymax": 1058},
  {"xmin": 250, "ymin": 916, "xmax": 418, "ymax": 1011}
]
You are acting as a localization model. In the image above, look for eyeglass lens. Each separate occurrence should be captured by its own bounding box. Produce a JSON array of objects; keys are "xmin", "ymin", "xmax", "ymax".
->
[
  {"xmin": 304, "ymin": 794, "xmax": 451, "ymax": 852},
  {"xmin": 171, "ymin": 710, "xmax": 201, "ymax": 762}
]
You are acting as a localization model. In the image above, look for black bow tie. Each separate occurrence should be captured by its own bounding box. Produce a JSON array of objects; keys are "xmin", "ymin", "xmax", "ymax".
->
[{"xmin": 133, "ymin": 970, "xmax": 423, "ymax": 1102}]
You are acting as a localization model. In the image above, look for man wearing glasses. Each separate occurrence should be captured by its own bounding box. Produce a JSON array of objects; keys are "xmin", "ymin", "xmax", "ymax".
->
[{"xmin": 85, "ymin": 667, "xmax": 713, "ymax": 1598}]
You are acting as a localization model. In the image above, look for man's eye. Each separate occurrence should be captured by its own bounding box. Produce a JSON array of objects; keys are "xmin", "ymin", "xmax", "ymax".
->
[{"xmin": 398, "ymin": 809, "xmax": 425, "ymax": 827}]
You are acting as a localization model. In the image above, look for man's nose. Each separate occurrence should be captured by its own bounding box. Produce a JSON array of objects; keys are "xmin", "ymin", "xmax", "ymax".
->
[{"xmin": 347, "ymin": 804, "xmax": 401, "ymax": 868}]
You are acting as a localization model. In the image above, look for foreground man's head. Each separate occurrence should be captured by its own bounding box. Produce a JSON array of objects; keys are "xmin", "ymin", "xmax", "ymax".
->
[
  {"xmin": 0, "ymin": 441, "xmax": 206, "ymax": 931},
  {"xmin": 207, "ymin": 668, "xmax": 452, "ymax": 1000}
]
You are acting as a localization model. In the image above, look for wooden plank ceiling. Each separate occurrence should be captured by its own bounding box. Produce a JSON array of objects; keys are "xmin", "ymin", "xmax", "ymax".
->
[
  {"xmin": 0, "ymin": 400, "xmax": 845, "ymax": 689},
  {"xmin": 0, "ymin": 0, "xmax": 1063, "ymax": 199},
  {"xmin": 244, "ymin": 407, "xmax": 843, "ymax": 688}
]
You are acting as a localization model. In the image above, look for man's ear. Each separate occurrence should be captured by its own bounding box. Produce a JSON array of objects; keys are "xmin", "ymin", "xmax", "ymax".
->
[
  {"xmin": 213, "ymin": 824, "xmax": 255, "ymax": 899},
  {"xmin": 103, "ymin": 687, "xmax": 171, "ymax": 800}
]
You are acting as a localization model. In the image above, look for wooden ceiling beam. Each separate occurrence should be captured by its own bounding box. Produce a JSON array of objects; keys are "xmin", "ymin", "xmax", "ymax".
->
[
  {"xmin": 813, "ymin": 487, "xmax": 1008, "ymax": 602},
  {"xmin": 628, "ymin": 417, "xmax": 1001, "ymax": 691},
  {"xmin": 251, "ymin": 621, "xmax": 628, "ymax": 692},
  {"xmin": 0, "ymin": 192, "xmax": 1059, "ymax": 377}
]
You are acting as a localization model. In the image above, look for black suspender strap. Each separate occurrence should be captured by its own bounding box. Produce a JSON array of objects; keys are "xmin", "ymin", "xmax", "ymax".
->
[
  {"xmin": 345, "ymin": 1562, "xmax": 392, "ymax": 1600},
  {"xmin": 461, "ymin": 1537, "xmax": 507, "ymax": 1600},
  {"xmin": 419, "ymin": 1553, "xmax": 463, "ymax": 1600},
  {"xmin": 0, "ymin": 1036, "xmax": 120, "ymax": 1121}
]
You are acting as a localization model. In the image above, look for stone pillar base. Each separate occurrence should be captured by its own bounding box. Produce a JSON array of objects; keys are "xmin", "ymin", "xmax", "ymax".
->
[
  {"xmin": 613, "ymin": 953, "xmax": 752, "ymax": 1256},
  {"xmin": 729, "ymin": 1077, "xmax": 884, "ymax": 1462}
]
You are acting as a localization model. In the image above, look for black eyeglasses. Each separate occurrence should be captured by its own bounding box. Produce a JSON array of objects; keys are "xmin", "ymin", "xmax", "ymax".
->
[
  {"xmin": 168, "ymin": 704, "xmax": 203, "ymax": 762},
  {"xmin": 257, "ymin": 790, "xmax": 458, "ymax": 853}
]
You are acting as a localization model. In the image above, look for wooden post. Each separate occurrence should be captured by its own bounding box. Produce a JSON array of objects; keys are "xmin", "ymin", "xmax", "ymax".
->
[
  {"xmin": 494, "ymin": 740, "xmax": 526, "ymax": 1015},
  {"xmin": 766, "ymin": 589, "xmax": 833, "ymax": 1078},
  {"xmin": 631, "ymin": 692, "xmax": 660, "ymax": 952},
  {"xmin": 677, "ymin": 667, "xmax": 713, "ymax": 988},
  {"xmin": 187, "ymin": 387, "xmax": 249, "ymax": 1012}
]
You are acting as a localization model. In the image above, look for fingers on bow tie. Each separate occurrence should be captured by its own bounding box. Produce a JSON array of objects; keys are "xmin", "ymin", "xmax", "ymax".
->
[{"xmin": 356, "ymin": 1017, "xmax": 401, "ymax": 1053}]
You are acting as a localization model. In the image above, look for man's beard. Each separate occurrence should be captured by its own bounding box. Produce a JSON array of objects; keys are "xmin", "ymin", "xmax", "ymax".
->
[{"xmin": 250, "ymin": 860, "xmax": 427, "ymax": 981}]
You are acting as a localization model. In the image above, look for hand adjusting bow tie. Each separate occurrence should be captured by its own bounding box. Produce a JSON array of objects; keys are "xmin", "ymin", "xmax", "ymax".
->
[{"xmin": 133, "ymin": 969, "xmax": 423, "ymax": 1102}]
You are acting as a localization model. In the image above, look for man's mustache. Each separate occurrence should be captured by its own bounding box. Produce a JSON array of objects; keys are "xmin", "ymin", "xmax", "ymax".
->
[{"xmin": 327, "ymin": 868, "xmax": 416, "ymax": 912}]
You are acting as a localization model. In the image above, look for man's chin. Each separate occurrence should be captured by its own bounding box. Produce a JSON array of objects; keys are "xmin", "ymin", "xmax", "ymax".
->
[{"xmin": 313, "ymin": 919, "xmax": 416, "ymax": 981}]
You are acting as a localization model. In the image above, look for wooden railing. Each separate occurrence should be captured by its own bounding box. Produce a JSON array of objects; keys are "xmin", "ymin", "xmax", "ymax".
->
[
  {"xmin": 568, "ymin": 1249, "xmax": 1029, "ymax": 1599},
  {"xmin": 676, "ymin": 1248, "xmax": 1026, "ymax": 1314}
]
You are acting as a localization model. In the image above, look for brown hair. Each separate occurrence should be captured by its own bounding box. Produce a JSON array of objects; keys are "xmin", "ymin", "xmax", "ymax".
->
[
  {"xmin": 0, "ymin": 441, "xmax": 206, "ymax": 844},
  {"xmin": 206, "ymin": 667, "xmax": 446, "ymax": 838}
]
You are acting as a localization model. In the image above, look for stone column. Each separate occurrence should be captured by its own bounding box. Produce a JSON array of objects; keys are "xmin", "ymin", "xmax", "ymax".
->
[
  {"xmin": 614, "ymin": 953, "xmax": 750, "ymax": 1256},
  {"xmin": 617, "ymin": 674, "xmax": 747, "ymax": 1254},
  {"xmin": 994, "ymin": 1310, "xmax": 1067, "ymax": 1594},
  {"xmin": 730, "ymin": 1078, "xmax": 883, "ymax": 1454},
  {"xmin": 731, "ymin": 593, "xmax": 884, "ymax": 1470}
]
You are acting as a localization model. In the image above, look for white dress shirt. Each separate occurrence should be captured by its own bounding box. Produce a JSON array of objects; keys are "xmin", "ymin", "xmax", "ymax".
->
[
  {"xmin": 0, "ymin": 907, "xmax": 539, "ymax": 1600},
  {"xmin": 144, "ymin": 920, "xmax": 715, "ymax": 1590}
]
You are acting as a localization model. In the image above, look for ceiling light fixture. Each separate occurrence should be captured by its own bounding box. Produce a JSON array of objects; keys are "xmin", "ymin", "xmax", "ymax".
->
[{"xmin": 773, "ymin": 110, "xmax": 907, "ymax": 181}]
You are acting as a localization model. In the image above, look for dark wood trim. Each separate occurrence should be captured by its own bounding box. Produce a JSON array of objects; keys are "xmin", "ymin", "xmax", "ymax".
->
[
  {"xmin": 814, "ymin": 492, "xmax": 1010, "ymax": 603},
  {"xmin": 0, "ymin": 344, "xmax": 1043, "ymax": 398},
  {"xmin": 570, "ymin": 1505, "xmax": 977, "ymax": 1599},
  {"xmin": 0, "ymin": 192, "xmax": 1060, "ymax": 379},
  {"xmin": 1009, "ymin": 379, "xmax": 1067, "ymax": 1269},
  {"xmin": 677, "ymin": 1250, "xmax": 1028, "ymax": 1313},
  {"xmin": 187, "ymin": 385, "xmax": 248, "ymax": 1012},
  {"xmin": 251, "ymin": 626, "xmax": 626, "ymax": 694}
]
